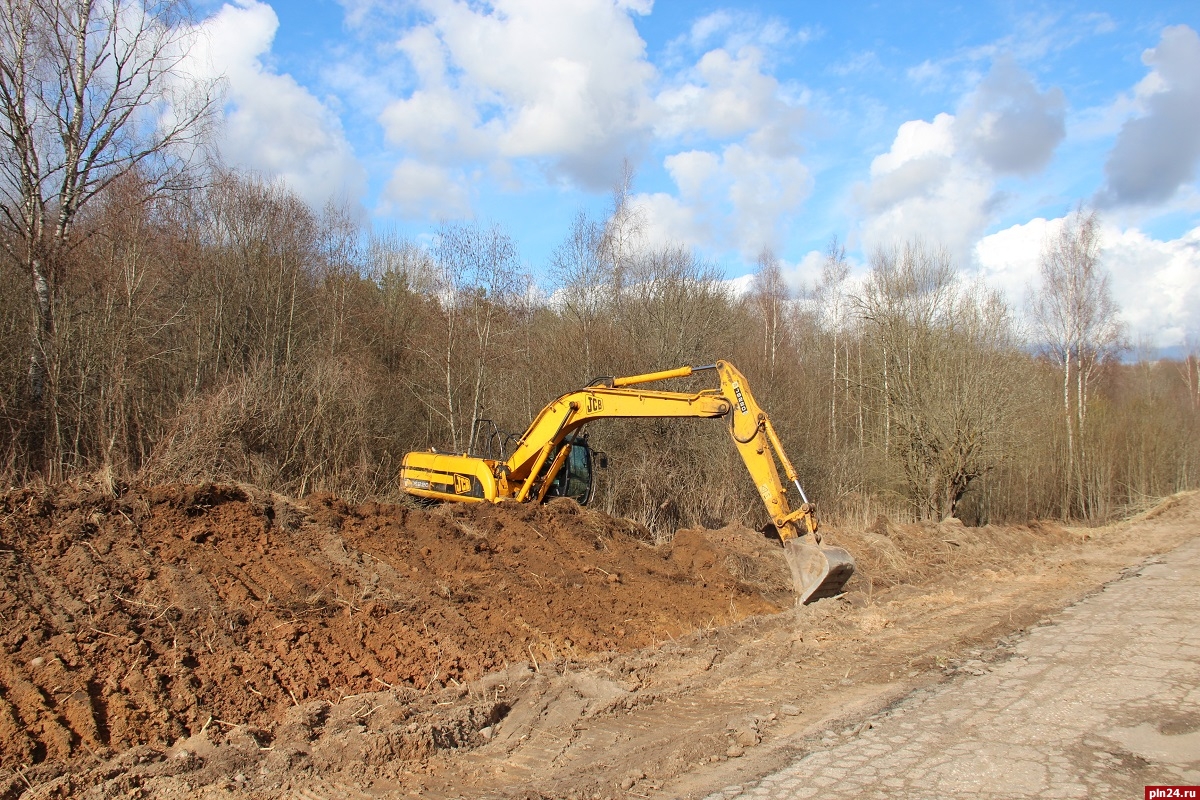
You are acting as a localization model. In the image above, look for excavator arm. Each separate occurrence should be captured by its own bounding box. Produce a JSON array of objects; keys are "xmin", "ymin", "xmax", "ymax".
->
[{"xmin": 400, "ymin": 360, "xmax": 854, "ymax": 602}]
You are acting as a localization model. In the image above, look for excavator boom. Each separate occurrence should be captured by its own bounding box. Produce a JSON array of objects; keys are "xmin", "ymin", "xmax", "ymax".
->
[{"xmin": 401, "ymin": 361, "xmax": 855, "ymax": 603}]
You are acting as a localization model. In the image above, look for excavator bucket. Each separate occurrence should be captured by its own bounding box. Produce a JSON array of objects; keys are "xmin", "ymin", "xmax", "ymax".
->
[{"xmin": 783, "ymin": 538, "xmax": 856, "ymax": 604}]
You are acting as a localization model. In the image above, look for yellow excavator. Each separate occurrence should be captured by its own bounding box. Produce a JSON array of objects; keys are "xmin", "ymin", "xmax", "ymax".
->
[{"xmin": 400, "ymin": 361, "xmax": 854, "ymax": 603}]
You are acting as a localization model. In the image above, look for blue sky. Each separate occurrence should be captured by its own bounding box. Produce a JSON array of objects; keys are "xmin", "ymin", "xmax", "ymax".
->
[{"xmin": 186, "ymin": 0, "xmax": 1200, "ymax": 347}]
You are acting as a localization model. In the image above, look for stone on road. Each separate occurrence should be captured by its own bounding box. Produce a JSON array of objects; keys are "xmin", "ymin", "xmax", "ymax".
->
[{"xmin": 708, "ymin": 536, "xmax": 1200, "ymax": 799}]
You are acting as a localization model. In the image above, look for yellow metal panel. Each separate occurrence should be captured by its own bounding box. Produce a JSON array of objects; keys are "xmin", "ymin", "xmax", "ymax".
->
[{"xmin": 400, "ymin": 451, "xmax": 500, "ymax": 502}]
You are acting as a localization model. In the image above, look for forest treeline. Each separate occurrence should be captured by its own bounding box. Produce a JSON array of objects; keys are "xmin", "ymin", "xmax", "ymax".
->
[
  {"xmin": 2, "ymin": 168, "xmax": 1197, "ymax": 530},
  {"xmin": 2, "ymin": 0, "xmax": 1196, "ymax": 531}
]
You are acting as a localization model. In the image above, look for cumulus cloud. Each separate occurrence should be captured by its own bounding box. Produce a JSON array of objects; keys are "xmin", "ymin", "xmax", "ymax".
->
[
  {"xmin": 1098, "ymin": 25, "xmax": 1200, "ymax": 207},
  {"xmin": 723, "ymin": 145, "xmax": 812, "ymax": 247},
  {"xmin": 627, "ymin": 19, "xmax": 812, "ymax": 256},
  {"xmin": 656, "ymin": 47, "xmax": 795, "ymax": 141},
  {"xmin": 630, "ymin": 191, "xmax": 710, "ymax": 252},
  {"xmin": 378, "ymin": 0, "xmax": 657, "ymax": 191},
  {"xmin": 857, "ymin": 56, "xmax": 1065, "ymax": 264},
  {"xmin": 1104, "ymin": 225, "xmax": 1200, "ymax": 345},
  {"xmin": 185, "ymin": 1, "xmax": 366, "ymax": 208},
  {"xmin": 631, "ymin": 141, "xmax": 812, "ymax": 257},
  {"xmin": 972, "ymin": 217, "xmax": 1057, "ymax": 311},
  {"xmin": 975, "ymin": 218, "xmax": 1200, "ymax": 346},
  {"xmin": 856, "ymin": 113, "xmax": 993, "ymax": 263},
  {"xmin": 370, "ymin": 2, "xmax": 818, "ymax": 250},
  {"xmin": 378, "ymin": 87, "xmax": 490, "ymax": 160},
  {"xmin": 955, "ymin": 55, "xmax": 1065, "ymax": 175}
]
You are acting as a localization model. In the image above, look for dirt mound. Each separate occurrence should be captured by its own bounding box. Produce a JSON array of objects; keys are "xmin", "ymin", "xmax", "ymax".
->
[
  {"xmin": 0, "ymin": 483, "xmax": 780, "ymax": 768},
  {"xmin": 824, "ymin": 515, "xmax": 1080, "ymax": 599}
]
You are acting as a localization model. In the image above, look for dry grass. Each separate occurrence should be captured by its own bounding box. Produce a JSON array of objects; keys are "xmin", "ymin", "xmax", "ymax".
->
[
  {"xmin": 827, "ymin": 516, "xmax": 1080, "ymax": 596},
  {"xmin": 139, "ymin": 357, "xmax": 396, "ymax": 499}
]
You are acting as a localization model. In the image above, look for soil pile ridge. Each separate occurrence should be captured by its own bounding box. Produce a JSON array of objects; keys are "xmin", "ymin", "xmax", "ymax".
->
[{"xmin": 0, "ymin": 483, "xmax": 782, "ymax": 768}]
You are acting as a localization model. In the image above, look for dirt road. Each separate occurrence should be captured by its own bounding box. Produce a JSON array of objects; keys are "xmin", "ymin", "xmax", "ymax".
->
[
  {"xmin": 1, "ymin": 487, "xmax": 1196, "ymax": 799},
  {"xmin": 698, "ymin": 520, "xmax": 1200, "ymax": 799}
]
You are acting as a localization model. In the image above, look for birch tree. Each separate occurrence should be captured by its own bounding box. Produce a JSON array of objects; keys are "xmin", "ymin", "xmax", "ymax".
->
[
  {"xmin": 814, "ymin": 237, "xmax": 849, "ymax": 442},
  {"xmin": 432, "ymin": 221, "xmax": 524, "ymax": 453},
  {"xmin": 748, "ymin": 247, "xmax": 788, "ymax": 383},
  {"xmin": 0, "ymin": 0, "xmax": 215, "ymax": 466},
  {"xmin": 1028, "ymin": 209, "xmax": 1125, "ymax": 519}
]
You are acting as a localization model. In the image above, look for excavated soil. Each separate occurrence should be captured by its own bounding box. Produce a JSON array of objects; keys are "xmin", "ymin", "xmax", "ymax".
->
[
  {"xmin": 1, "ymin": 483, "xmax": 1197, "ymax": 800},
  {"xmin": 0, "ymin": 484, "xmax": 780, "ymax": 769}
]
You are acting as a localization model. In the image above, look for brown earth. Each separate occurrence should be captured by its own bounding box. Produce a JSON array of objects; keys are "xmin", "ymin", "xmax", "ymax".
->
[
  {"xmin": 0, "ymin": 483, "xmax": 1196, "ymax": 800},
  {"xmin": 0, "ymin": 484, "xmax": 777, "ymax": 766}
]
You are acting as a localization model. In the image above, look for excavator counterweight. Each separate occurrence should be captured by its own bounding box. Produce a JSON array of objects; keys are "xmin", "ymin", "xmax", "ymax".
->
[{"xmin": 400, "ymin": 361, "xmax": 855, "ymax": 603}]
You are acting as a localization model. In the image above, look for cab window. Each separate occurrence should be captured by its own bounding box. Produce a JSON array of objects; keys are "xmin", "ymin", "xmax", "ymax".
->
[{"xmin": 547, "ymin": 441, "xmax": 594, "ymax": 505}]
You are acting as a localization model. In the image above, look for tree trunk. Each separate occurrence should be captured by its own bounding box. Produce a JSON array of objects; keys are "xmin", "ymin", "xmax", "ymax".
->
[
  {"xmin": 29, "ymin": 256, "xmax": 52, "ymax": 405},
  {"xmin": 1062, "ymin": 350, "xmax": 1073, "ymax": 519}
]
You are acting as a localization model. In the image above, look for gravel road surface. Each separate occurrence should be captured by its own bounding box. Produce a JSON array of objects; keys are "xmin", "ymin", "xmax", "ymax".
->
[{"xmin": 704, "ymin": 536, "xmax": 1200, "ymax": 800}]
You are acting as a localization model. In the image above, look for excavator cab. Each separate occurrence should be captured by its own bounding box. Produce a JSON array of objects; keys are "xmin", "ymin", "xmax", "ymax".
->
[{"xmin": 544, "ymin": 436, "xmax": 598, "ymax": 505}]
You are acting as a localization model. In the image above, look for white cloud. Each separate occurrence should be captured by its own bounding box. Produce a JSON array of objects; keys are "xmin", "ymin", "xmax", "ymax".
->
[
  {"xmin": 381, "ymin": 160, "xmax": 471, "ymax": 219},
  {"xmin": 1098, "ymin": 25, "xmax": 1200, "ymax": 208},
  {"xmin": 632, "ymin": 191, "xmax": 710, "ymax": 252},
  {"xmin": 686, "ymin": 11, "xmax": 736, "ymax": 50},
  {"xmin": 972, "ymin": 217, "xmax": 1058, "ymax": 311},
  {"xmin": 974, "ymin": 218, "xmax": 1200, "ymax": 347},
  {"xmin": 780, "ymin": 249, "xmax": 831, "ymax": 292},
  {"xmin": 664, "ymin": 150, "xmax": 720, "ymax": 199},
  {"xmin": 860, "ymin": 163, "xmax": 993, "ymax": 265},
  {"xmin": 1105, "ymin": 225, "xmax": 1200, "ymax": 346},
  {"xmin": 632, "ymin": 142, "xmax": 812, "ymax": 257},
  {"xmin": 397, "ymin": 25, "xmax": 450, "ymax": 87},
  {"xmin": 857, "ymin": 113, "xmax": 993, "ymax": 263},
  {"xmin": 378, "ymin": 87, "xmax": 490, "ymax": 160},
  {"xmin": 371, "ymin": 2, "xmax": 816, "ymax": 250},
  {"xmin": 186, "ymin": 1, "xmax": 366, "ymax": 208},
  {"xmin": 378, "ymin": 0, "xmax": 657, "ymax": 191},
  {"xmin": 858, "ymin": 57, "xmax": 1066, "ymax": 264},
  {"xmin": 655, "ymin": 47, "xmax": 790, "ymax": 141},
  {"xmin": 869, "ymin": 113, "xmax": 956, "ymax": 174},
  {"xmin": 629, "ymin": 24, "xmax": 812, "ymax": 257},
  {"xmin": 722, "ymin": 250, "xmax": 832, "ymax": 297},
  {"xmin": 724, "ymin": 145, "xmax": 811, "ymax": 249},
  {"xmin": 335, "ymin": 0, "xmax": 379, "ymax": 30}
]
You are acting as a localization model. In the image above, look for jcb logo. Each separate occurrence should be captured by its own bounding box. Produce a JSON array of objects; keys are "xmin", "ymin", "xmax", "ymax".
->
[
  {"xmin": 587, "ymin": 395, "xmax": 603, "ymax": 413},
  {"xmin": 454, "ymin": 475, "xmax": 471, "ymax": 494}
]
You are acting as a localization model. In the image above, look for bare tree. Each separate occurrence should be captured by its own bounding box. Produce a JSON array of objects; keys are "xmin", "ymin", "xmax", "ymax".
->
[
  {"xmin": 550, "ymin": 210, "xmax": 609, "ymax": 381},
  {"xmin": 1180, "ymin": 333, "xmax": 1199, "ymax": 413},
  {"xmin": 597, "ymin": 158, "xmax": 644, "ymax": 287},
  {"xmin": 748, "ymin": 247, "xmax": 788, "ymax": 382},
  {"xmin": 813, "ymin": 237, "xmax": 849, "ymax": 441},
  {"xmin": 855, "ymin": 241, "xmax": 1021, "ymax": 520},
  {"xmin": 615, "ymin": 244, "xmax": 729, "ymax": 369},
  {"xmin": 1028, "ymin": 208, "xmax": 1125, "ymax": 519},
  {"xmin": 0, "ymin": 0, "xmax": 215, "ymax": 466},
  {"xmin": 431, "ymin": 221, "xmax": 524, "ymax": 453}
]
